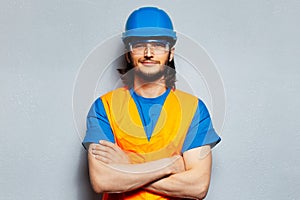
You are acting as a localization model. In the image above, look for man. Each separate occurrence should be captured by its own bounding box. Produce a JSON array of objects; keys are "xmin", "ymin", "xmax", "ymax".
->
[{"xmin": 83, "ymin": 7, "xmax": 221, "ymax": 200}]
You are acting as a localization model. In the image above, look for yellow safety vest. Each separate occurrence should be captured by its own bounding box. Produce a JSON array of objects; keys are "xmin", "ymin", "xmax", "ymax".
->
[{"xmin": 101, "ymin": 87, "xmax": 198, "ymax": 200}]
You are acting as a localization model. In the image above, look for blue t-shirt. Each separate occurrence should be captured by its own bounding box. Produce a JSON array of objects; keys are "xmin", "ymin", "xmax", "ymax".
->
[{"xmin": 83, "ymin": 89, "xmax": 221, "ymax": 152}]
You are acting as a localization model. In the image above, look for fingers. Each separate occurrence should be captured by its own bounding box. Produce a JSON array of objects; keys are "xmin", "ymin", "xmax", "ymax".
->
[
  {"xmin": 94, "ymin": 154, "xmax": 110, "ymax": 164},
  {"xmin": 98, "ymin": 140, "xmax": 128, "ymax": 160},
  {"xmin": 99, "ymin": 140, "xmax": 123, "ymax": 154},
  {"xmin": 88, "ymin": 143, "xmax": 113, "ymax": 164},
  {"xmin": 93, "ymin": 143, "xmax": 114, "ymax": 153},
  {"xmin": 89, "ymin": 141, "xmax": 130, "ymax": 164},
  {"xmin": 99, "ymin": 140, "xmax": 116, "ymax": 149}
]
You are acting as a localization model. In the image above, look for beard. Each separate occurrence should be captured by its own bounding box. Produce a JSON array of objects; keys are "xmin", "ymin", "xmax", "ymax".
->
[{"xmin": 134, "ymin": 65, "xmax": 166, "ymax": 82}]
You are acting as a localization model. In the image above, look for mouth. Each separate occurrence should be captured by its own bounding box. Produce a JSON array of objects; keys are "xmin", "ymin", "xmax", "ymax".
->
[{"xmin": 139, "ymin": 60, "xmax": 160, "ymax": 66}]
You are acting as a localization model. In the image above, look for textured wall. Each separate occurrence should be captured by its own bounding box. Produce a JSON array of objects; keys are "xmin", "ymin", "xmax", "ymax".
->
[{"xmin": 0, "ymin": 0, "xmax": 299, "ymax": 199}]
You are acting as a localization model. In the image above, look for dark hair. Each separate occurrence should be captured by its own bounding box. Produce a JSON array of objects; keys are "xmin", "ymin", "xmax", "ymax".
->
[{"xmin": 117, "ymin": 52, "xmax": 176, "ymax": 89}]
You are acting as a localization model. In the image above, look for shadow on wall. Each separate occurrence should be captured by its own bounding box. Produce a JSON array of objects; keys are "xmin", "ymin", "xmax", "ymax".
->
[{"xmin": 77, "ymin": 148, "xmax": 102, "ymax": 200}]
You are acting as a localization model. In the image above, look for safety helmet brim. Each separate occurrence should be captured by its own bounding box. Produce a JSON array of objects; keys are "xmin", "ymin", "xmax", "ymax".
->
[{"xmin": 122, "ymin": 27, "xmax": 176, "ymax": 46}]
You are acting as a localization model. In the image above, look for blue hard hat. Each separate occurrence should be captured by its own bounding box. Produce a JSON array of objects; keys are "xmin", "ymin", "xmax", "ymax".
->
[{"xmin": 122, "ymin": 7, "xmax": 177, "ymax": 46}]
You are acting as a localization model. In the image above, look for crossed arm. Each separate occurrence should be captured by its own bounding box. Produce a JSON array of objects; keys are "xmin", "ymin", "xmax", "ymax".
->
[{"xmin": 87, "ymin": 140, "xmax": 212, "ymax": 199}]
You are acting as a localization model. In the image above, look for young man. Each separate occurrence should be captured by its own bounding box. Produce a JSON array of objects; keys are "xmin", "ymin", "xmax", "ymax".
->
[{"xmin": 83, "ymin": 7, "xmax": 221, "ymax": 200}]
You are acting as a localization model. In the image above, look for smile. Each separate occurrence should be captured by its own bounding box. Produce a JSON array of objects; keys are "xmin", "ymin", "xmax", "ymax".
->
[{"xmin": 140, "ymin": 60, "xmax": 160, "ymax": 66}]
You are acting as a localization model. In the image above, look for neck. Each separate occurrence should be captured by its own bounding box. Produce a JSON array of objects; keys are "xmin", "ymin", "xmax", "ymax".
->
[{"xmin": 133, "ymin": 76, "xmax": 167, "ymax": 98}]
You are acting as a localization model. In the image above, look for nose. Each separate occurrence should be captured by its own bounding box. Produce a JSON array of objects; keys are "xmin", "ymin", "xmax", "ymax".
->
[{"xmin": 144, "ymin": 45, "xmax": 153, "ymax": 57}]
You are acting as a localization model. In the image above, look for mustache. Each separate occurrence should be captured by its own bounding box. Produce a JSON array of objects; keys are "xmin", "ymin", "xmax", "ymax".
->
[{"xmin": 138, "ymin": 58, "xmax": 160, "ymax": 64}]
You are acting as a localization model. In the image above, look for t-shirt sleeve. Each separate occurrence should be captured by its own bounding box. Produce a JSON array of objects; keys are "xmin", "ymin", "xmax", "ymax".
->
[
  {"xmin": 181, "ymin": 99, "xmax": 221, "ymax": 153},
  {"xmin": 82, "ymin": 98, "xmax": 115, "ymax": 149}
]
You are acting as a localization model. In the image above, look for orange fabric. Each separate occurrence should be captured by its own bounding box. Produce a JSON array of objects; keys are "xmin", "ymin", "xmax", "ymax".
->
[{"xmin": 101, "ymin": 88, "xmax": 198, "ymax": 200}]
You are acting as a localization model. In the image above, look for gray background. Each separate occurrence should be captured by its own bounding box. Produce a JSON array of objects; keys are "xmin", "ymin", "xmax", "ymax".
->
[{"xmin": 0, "ymin": 0, "xmax": 299, "ymax": 199}]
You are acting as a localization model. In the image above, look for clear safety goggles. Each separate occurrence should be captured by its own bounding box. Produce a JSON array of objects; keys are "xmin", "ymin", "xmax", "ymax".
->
[{"xmin": 128, "ymin": 40, "xmax": 170, "ymax": 55}]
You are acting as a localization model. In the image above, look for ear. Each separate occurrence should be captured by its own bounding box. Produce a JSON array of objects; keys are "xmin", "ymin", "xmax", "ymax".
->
[{"xmin": 169, "ymin": 47, "xmax": 175, "ymax": 62}]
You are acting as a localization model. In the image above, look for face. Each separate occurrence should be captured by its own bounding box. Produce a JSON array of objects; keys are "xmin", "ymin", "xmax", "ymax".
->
[{"xmin": 126, "ymin": 40, "xmax": 174, "ymax": 82}]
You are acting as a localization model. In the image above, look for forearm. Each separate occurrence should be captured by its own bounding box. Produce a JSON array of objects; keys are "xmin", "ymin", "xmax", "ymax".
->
[
  {"xmin": 88, "ymin": 152, "xmax": 181, "ymax": 193},
  {"xmin": 144, "ymin": 150, "xmax": 212, "ymax": 200},
  {"xmin": 144, "ymin": 169, "xmax": 209, "ymax": 199}
]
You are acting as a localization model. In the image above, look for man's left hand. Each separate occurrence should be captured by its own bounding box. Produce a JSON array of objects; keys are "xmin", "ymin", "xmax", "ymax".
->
[{"xmin": 91, "ymin": 140, "xmax": 130, "ymax": 164}]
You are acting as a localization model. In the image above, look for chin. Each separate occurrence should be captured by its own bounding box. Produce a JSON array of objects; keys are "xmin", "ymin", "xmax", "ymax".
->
[{"xmin": 135, "ymin": 69, "xmax": 165, "ymax": 82}]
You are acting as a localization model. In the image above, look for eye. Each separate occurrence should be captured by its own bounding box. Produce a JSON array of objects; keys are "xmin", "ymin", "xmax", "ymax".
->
[
  {"xmin": 152, "ymin": 43, "xmax": 165, "ymax": 48},
  {"xmin": 133, "ymin": 43, "xmax": 146, "ymax": 49}
]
